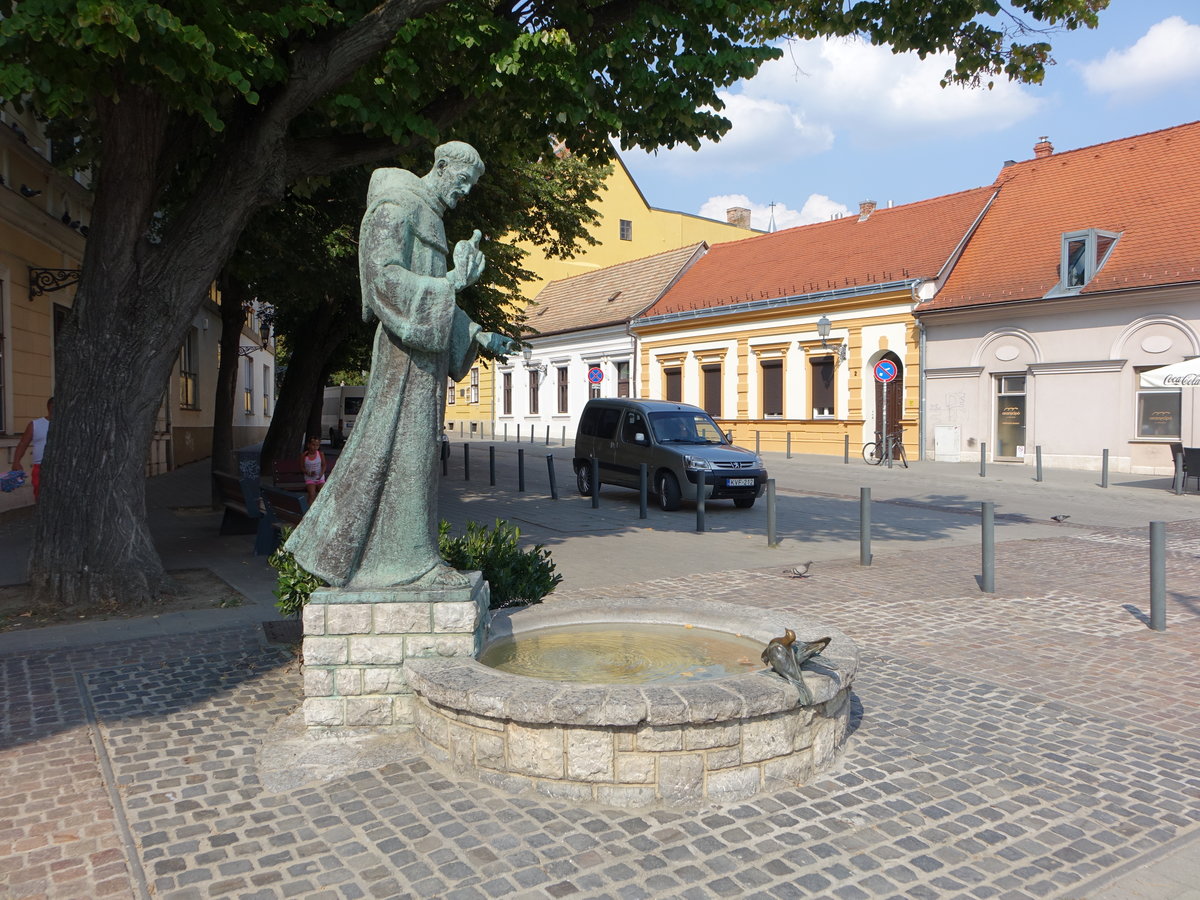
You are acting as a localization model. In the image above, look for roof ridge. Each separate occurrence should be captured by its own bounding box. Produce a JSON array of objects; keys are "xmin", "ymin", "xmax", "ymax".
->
[
  {"xmin": 997, "ymin": 119, "xmax": 1200, "ymax": 178},
  {"xmin": 536, "ymin": 242, "xmax": 706, "ymax": 292}
]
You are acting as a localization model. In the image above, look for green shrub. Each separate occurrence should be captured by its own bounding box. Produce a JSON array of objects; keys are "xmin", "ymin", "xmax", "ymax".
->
[
  {"xmin": 268, "ymin": 526, "xmax": 327, "ymax": 618},
  {"xmin": 438, "ymin": 518, "xmax": 562, "ymax": 610}
]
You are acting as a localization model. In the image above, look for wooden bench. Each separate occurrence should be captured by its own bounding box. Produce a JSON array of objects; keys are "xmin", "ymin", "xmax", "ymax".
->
[
  {"xmin": 213, "ymin": 471, "xmax": 275, "ymax": 555},
  {"xmin": 260, "ymin": 485, "xmax": 309, "ymax": 529},
  {"xmin": 272, "ymin": 451, "xmax": 338, "ymax": 492}
]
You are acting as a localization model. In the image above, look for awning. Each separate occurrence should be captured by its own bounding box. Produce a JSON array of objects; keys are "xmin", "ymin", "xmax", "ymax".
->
[{"xmin": 1140, "ymin": 357, "xmax": 1200, "ymax": 388}]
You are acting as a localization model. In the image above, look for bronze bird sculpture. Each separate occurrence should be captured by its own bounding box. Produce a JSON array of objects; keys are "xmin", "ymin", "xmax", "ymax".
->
[{"xmin": 761, "ymin": 630, "xmax": 833, "ymax": 705}]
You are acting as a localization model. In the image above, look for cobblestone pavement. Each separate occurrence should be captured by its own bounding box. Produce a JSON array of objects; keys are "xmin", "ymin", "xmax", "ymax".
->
[{"xmin": 3, "ymin": 511, "xmax": 1199, "ymax": 900}]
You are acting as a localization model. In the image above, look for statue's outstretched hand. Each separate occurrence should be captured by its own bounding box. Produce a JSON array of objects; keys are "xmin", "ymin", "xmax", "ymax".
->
[
  {"xmin": 477, "ymin": 332, "xmax": 518, "ymax": 361},
  {"xmin": 448, "ymin": 230, "xmax": 485, "ymax": 291}
]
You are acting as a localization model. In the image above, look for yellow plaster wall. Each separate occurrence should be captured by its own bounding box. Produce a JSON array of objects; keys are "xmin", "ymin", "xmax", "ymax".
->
[{"xmin": 635, "ymin": 291, "xmax": 920, "ymax": 458}]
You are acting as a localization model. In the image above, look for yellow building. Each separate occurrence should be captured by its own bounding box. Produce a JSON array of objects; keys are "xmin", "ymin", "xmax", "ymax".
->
[
  {"xmin": 443, "ymin": 153, "xmax": 759, "ymax": 433},
  {"xmin": 633, "ymin": 190, "xmax": 997, "ymax": 458}
]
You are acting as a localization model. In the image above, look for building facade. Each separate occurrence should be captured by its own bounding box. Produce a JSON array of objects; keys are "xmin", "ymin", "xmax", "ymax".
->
[
  {"xmin": 918, "ymin": 125, "xmax": 1200, "ymax": 474},
  {"xmin": 631, "ymin": 190, "xmax": 996, "ymax": 458}
]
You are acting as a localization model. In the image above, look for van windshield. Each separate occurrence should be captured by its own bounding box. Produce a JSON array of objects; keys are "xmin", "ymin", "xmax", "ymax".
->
[{"xmin": 649, "ymin": 412, "xmax": 726, "ymax": 444}]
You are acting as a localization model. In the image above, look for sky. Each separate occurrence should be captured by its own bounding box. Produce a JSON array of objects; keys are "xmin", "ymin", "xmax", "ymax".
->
[{"xmin": 621, "ymin": 1, "xmax": 1200, "ymax": 231}]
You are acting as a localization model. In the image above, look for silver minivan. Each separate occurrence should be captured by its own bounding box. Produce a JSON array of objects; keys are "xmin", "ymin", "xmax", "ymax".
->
[{"xmin": 573, "ymin": 398, "xmax": 767, "ymax": 510}]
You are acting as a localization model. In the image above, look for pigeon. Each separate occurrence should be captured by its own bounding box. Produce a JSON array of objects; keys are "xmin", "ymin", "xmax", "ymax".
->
[
  {"xmin": 1051, "ymin": 515, "xmax": 1070, "ymax": 523},
  {"xmin": 784, "ymin": 561, "xmax": 813, "ymax": 578}
]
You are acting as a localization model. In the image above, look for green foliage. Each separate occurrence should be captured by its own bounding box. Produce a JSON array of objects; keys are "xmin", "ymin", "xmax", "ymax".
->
[
  {"xmin": 438, "ymin": 519, "xmax": 562, "ymax": 610},
  {"xmin": 268, "ymin": 526, "xmax": 327, "ymax": 618}
]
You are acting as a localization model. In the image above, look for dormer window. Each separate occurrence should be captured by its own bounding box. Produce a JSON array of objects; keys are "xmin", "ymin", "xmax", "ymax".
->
[{"xmin": 1051, "ymin": 229, "xmax": 1120, "ymax": 295}]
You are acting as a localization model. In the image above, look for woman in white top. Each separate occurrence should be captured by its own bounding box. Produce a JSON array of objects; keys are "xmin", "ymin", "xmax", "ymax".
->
[{"xmin": 11, "ymin": 397, "xmax": 52, "ymax": 501}]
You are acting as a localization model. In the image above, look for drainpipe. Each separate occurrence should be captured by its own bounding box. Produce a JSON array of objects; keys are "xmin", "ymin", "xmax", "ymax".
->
[
  {"xmin": 912, "ymin": 281, "xmax": 927, "ymax": 462},
  {"xmin": 625, "ymin": 322, "xmax": 638, "ymax": 398}
]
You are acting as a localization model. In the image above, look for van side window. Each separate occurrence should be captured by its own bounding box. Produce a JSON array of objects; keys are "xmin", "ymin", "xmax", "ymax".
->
[
  {"xmin": 580, "ymin": 406, "xmax": 620, "ymax": 438},
  {"xmin": 621, "ymin": 412, "xmax": 647, "ymax": 443}
]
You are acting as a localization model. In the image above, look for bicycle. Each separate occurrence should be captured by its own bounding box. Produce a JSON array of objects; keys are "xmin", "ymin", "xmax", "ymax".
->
[{"xmin": 863, "ymin": 433, "xmax": 908, "ymax": 467}]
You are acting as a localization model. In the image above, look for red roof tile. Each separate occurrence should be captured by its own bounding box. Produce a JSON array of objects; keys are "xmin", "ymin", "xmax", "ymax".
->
[
  {"xmin": 926, "ymin": 120, "xmax": 1200, "ymax": 312},
  {"xmin": 524, "ymin": 243, "xmax": 706, "ymax": 336},
  {"xmin": 641, "ymin": 187, "xmax": 995, "ymax": 317}
]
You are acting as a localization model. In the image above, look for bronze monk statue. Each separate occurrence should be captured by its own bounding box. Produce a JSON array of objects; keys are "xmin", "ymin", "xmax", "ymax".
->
[{"xmin": 286, "ymin": 142, "xmax": 517, "ymax": 590}]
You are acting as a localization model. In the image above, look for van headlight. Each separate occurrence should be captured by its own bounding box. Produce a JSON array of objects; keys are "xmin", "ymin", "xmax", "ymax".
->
[{"xmin": 684, "ymin": 455, "xmax": 712, "ymax": 471}]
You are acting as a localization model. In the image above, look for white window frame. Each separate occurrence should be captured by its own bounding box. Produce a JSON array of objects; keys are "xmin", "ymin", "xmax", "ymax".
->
[{"xmin": 1048, "ymin": 228, "xmax": 1120, "ymax": 296}]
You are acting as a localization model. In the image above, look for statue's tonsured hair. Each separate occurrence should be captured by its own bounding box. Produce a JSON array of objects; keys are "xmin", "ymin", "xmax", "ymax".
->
[{"xmin": 435, "ymin": 141, "xmax": 484, "ymax": 174}]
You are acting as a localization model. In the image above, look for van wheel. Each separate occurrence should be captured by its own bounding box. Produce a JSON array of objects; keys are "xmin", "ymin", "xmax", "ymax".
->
[
  {"xmin": 657, "ymin": 471, "xmax": 682, "ymax": 511},
  {"xmin": 576, "ymin": 463, "xmax": 594, "ymax": 497},
  {"xmin": 734, "ymin": 497, "xmax": 756, "ymax": 509}
]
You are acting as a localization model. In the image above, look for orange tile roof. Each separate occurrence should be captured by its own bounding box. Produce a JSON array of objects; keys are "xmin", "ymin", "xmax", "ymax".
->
[
  {"xmin": 523, "ymin": 243, "xmax": 707, "ymax": 337},
  {"xmin": 926, "ymin": 120, "xmax": 1200, "ymax": 312},
  {"xmin": 641, "ymin": 187, "xmax": 995, "ymax": 317}
]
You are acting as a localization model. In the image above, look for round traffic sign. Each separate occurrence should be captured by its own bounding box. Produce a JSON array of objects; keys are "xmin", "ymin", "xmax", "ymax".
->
[
  {"xmin": 873, "ymin": 360, "xmax": 898, "ymax": 383},
  {"xmin": 587, "ymin": 367, "xmax": 604, "ymax": 384}
]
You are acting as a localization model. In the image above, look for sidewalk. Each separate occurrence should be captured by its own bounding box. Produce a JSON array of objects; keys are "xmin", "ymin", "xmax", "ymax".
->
[{"xmin": 1, "ymin": 452, "xmax": 1197, "ymax": 899}]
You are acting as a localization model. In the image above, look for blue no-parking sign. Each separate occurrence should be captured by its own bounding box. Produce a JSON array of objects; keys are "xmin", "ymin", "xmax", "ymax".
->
[
  {"xmin": 873, "ymin": 360, "xmax": 898, "ymax": 383},
  {"xmin": 587, "ymin": 367, "xmax": 604, "ymax": 384}
]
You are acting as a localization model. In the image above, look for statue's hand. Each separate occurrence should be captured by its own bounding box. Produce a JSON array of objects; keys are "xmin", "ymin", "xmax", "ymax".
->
[
  {"xmin": 477, "ymin": 332, "xmax": 518, "ymax": 361},
  {"xmin": 448, "ymin": 230, "xmax": 485, "ymax": 291}
]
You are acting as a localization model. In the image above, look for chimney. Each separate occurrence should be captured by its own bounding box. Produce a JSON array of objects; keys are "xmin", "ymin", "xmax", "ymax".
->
[
  {"xmin": 726, "ymin": 206, "xmax": 751, "ymax": 228},
  {"xmin": 1033, "ymin": 136, "xmax": 1053, "ymax": 159},
  {"xmin": 858, "ymin": 200, "xmax": 877, "ymax": 222}
]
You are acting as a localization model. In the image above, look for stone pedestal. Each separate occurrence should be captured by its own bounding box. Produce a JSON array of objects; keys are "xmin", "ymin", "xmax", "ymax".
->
[{"xmin": 300, "ymin": 573, "xmax": 489, "ymax": 733}]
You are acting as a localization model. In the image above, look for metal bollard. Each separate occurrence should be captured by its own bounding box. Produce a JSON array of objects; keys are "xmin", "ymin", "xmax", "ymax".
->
[
  {"xmin": 545, "ymin": 425, "xmax": 550, "ymax": 446},
  {"xmin": 981, "ymin": 501, "xmax": 995, "ymax": 593},
  {"xmin": 786, "ymin": 432, "xmax": 792, "ymax": 459},
  {"xmin": 546, "ymin": 454, "xmax": 557, "ymax": 500},
  {"xmin": 489, "ymin": 445, "xmax": 496, "ymax": 486},
  {"xmin": 639, "ymin": 463, "xmax": 648, "ymax": 519},
  {"xmin": 1150, "ymin": 521, "xmax": 1166, "ymax": 631},
  {"xmin": 561, "ymin": 425, "xmax": 566, "ymax": 447},
  {"xmin": 859, "ymin": 487, "xmax": 871, "ymax": 566},
  {"xmin": 755, "ymin": 431, "xmax": 760, "ymax": 455},
  {"xmin": 518, "ymin": 448, "xmax": 525, "ymax": 492},
  {"xmin": 441, "ymin": 439, "xmax": 449, "ymax": 477},
  {"xmin": 766, "ymin": 478, "xmax": 777, "ymax": 547},
  {"xmin": 1035, "ymin": 445, "xmax": 1043, "ymax": 482},
  {"xmin": 530, "ymin": 425, "xmax": 535, "ymax": 445},
  {"xmin": 591, "ymin": 457, "xmax": 600, "ymax": 508},
  {"xmin": 503, "ymin": 423, "xmax": 508, "ymax": 442},
  {"xmin": 1174, "ymin": 448, "xmax": 1185, "ymax": 496},
  {"xmin": 980, "ymin": 442, "xmax": 987, "ymax": 478},
  {"xmin": 696, "ymin": 473, "xmax": 706, "ymax": 533},
  {"xmin": 516, "ymin": 423, "xmax": 521, "ymax": 444},
  {"xmin": 459, "ymin": 420, "xmax": 463, "ymax": 438},
  {"xmin": 463, "ymin": 443, "xmax": 470, "ymax": 481},
  {"xmin": 844, "ymin": 433, "xmax": 850, "ymax": 465},
  {"xmin": 1101, "ymin": 448, "xmax": 1109, "ymax": 488}
]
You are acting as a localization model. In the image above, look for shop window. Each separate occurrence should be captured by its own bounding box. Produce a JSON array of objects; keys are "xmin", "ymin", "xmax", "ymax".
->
[{"xmin": 1135, "ymin": 367, "xmax": 1181, "ymax": 439}]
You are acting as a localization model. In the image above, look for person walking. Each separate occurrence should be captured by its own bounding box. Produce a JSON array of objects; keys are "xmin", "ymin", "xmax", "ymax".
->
[{"xmin": 10, "ymin": 396, "xmax": 53, "ymax": 500}]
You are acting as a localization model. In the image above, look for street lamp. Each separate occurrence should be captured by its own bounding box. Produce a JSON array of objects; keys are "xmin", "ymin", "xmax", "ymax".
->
[
  {"xmin": 522, "ymin": 346, "xmax": 546, "ymax": 376},
  {"xmin": 816, "ymin": 314, "xmax": 847, "ymax": 362}
]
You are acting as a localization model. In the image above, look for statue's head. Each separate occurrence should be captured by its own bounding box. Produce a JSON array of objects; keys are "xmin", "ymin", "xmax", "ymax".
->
[{"xmin": 430, "ymin": 141, "xmax": 484, "ymax": 209}]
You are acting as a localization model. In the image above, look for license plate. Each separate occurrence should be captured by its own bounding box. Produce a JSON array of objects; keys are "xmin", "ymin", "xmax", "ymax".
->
[{"xmin": 726, "ymin": 477, "xmax": 755, "ymax": 487}]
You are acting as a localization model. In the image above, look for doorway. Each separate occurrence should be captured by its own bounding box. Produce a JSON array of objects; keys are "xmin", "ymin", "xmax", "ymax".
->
[
  {"xmin": 994, "ymin": 374, "xmax": 1027, "ymax": 460},
  {"xmin": 872, "ymin": 352, "xmax": 903, "ymax": 442}
]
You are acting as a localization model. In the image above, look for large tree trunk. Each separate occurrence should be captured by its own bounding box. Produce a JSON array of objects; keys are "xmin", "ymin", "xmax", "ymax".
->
[
  {"xmin": 211, "ymin": 275, "xmax": 249, "ymax": 505},
  {"xmin": 260, "ymin": 296, "xmax": 357, "ymax": 475}
]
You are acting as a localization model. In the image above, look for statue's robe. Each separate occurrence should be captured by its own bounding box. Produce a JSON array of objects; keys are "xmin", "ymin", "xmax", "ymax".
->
[{"xmin": 286, "ymin": 168, "xmax": 480, "ymax": 588}]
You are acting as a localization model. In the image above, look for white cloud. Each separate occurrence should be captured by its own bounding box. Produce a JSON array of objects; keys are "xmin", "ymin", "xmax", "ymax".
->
[
  {"xmin": 1079, "ymin": 16, "xmax": 1200, "ymax": 100},
  {"xmin": 751, "ymin": 37, "xmax": 1040, "ymax": 141},
  {"xmin": 698, "ymin": 193, "xmax": 849, "ymax": 230},
  {"xmin": 627, "ymin": 92, "xmax": 833, "ymax": 177}
]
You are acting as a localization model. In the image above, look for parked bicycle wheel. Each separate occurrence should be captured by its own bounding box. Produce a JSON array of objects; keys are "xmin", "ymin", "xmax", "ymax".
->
[{"xmin": 863, "ymin": 442, "xmax": 883, "ymax": 465}]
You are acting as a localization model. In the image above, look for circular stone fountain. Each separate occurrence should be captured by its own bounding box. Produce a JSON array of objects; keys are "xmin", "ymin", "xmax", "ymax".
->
[{"xmin": 404, "ymin": 597, "xmax": 858, "ymax": 806}]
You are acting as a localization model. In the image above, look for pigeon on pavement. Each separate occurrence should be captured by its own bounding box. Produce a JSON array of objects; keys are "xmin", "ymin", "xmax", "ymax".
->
[
  {"xmin": 1051, "ymin": 515, "xmax": 1070, "ymax": 523},
  {"xmin": 785, "ymin": 561, "xmax": 813, "ymax": 578}
]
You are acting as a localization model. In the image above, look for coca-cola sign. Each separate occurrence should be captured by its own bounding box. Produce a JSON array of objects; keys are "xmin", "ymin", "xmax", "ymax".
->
[{"xmin": 1164, "ymin": 373, "xmax": 1200, "ymax": 386}]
